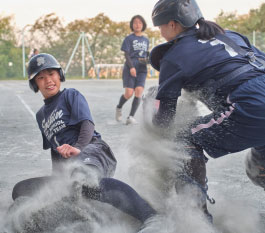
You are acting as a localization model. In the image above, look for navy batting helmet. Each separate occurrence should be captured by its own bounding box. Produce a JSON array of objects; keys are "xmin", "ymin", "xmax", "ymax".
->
[
  {"xmin": 152, "ymin": 0, "xmax": 203, "ymax": 27},
  {"xmin": 27, "ymin": 53, "xmax": 65, "ymax": 92}
]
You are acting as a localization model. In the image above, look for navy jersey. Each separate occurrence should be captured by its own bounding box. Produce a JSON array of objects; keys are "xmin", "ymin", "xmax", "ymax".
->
[
  {"xmin": 154, "ymin": 28, "xmax": 265, "ymax": 110},
  {"xmin": 121, "ymin": 33, "xmax": 149, "ymax": 69},
  {"xmin": 36, "ymin": 88, "xmax": 100, "ymax": 150}
]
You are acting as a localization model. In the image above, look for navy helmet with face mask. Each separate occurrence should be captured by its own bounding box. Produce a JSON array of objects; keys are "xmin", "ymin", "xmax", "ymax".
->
[{"xmin": 27, "ymin": 53, "xmax": 65, "ymax": 92}]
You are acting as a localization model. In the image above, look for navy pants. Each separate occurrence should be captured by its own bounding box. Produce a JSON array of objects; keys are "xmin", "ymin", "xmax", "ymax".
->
[
  {"xmin": 122, "ymin": 64, "xmax": 147, "ymax": 88},
  {"xmin": 51, "ymin": 137, "xmax": 117, "ymax": 178},
  {"xmin": 12, "ymin": 177, "xmax": 155, "ymax": 223},
  {"xmin": 190, "ymin": 75, "xmax": 265, "ymax": 158}
]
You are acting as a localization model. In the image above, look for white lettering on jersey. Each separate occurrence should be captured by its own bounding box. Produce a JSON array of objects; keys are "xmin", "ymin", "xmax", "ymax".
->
[
  {"xmin": 139, "ymin": 51, "xmax": 144, "ymax": 56},
  {"xmin": 198, "ymin": 39, "xmax": 238, "ymax": 57},
  {"xmin": 133, "ymin": 40, "xmax": 147, "ymax": 52},
  {"xmin": 42, "ymin": 109, "xmax": 66, "ymax": 140}
]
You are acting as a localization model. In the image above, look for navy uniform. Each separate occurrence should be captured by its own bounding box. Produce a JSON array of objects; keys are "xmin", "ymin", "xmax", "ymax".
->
[
  {"xmin": 36, "ymin": 88, "xmax": 115, "ymax": 177},
  {"xmin": 150, "ymin": 0, "xmax": 265, "ymax": 222},
  {"xmin": 121, "ymin": 33, "xmax": 149, "ymax": 88},
  {"xmin": 116, "ymin": 15, "xmax": 150, "ymax": 125},
  {"xmin": 12, "ymin": 53, "xmax": 156, "ymax": 225},
  {"xmin": 153, "ymin": 28, "xmax": 265, "ymax": 158}
]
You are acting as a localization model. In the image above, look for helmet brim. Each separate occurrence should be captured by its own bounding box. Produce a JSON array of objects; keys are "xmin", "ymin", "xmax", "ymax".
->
[{"xmin": 29, "ymin": 64, "xmax": 61, "ymax": 80}]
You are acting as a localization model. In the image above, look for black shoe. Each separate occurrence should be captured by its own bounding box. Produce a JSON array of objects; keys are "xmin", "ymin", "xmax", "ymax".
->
[
  {"xmin": 203, "ymin": 205, "xmax": 213, "ymax": 223},
  {"xmin": 82, "ymin": 185, "xmax": 101, "ymax": 201}
]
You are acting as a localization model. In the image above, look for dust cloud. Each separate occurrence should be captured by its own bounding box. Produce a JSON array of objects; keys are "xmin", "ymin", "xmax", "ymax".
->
[{"xmin": 1, "ymin": 89, "xmax": 263, "ymax": 233}]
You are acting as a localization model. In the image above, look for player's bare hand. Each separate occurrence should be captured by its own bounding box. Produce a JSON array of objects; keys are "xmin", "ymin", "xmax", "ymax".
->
[
  {"xmin": 57, "ymin": 144, "xmax": 81, "ymax": 158},
  {"xmin": 130, "ymin": 68, "xmax": 137, "ymax": 77}
]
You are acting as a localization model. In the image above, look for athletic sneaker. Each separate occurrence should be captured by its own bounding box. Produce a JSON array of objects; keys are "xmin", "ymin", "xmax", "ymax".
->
[
  {"xmin": 126, "ymin": 116, "xmax": 137, "ymax": 125},
  {"xmin": 115, "ymin": 107, "xmax": 122, "ymax": 122},
  {"xmin": 69, "ymin": 164, "xmax": 99, "ymax": 200}
]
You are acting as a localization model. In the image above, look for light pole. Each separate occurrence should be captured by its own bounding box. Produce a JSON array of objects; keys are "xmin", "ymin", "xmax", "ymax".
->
[{"xmin": 21, "ymin": 24, "xmax": 32, "ymax": 78}]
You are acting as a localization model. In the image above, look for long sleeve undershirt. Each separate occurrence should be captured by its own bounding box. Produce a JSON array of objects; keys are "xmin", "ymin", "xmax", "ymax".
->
[
  {"xmin": 73, "ymin": 120, "xmax": 95, "ymax": 150},
  {"xmin": 125, "ymin": 52, "xmax": 134, "ymax": 68}
]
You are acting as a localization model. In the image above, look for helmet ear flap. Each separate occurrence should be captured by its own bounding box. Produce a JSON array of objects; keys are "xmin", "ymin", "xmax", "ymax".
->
[
  {"xmin": 59, "ymin": 69, "xmax": 65, "ymax": 82},
  {"xmin": 29, "ymin": 79, "xmax": 39, "ymax": 93}
]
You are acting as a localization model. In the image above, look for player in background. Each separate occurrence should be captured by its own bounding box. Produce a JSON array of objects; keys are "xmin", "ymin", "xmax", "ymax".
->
[
  {"xmin": 12, "ymin": 53, "xmax": 156, "ymax": 226},
  {"xmin": 115, "ymin": 15, "xmax": 149, "ymax": 125},
  {"xmin": 149, "ymin": 0, "xmax": 265, "ymax": 222},
  {"xmin": 30, "ymin": 48, "xmax": 39, "ymax": 58}
]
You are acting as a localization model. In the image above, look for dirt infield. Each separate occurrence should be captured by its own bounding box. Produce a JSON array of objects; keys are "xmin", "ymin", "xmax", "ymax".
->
[{"xmin": 1, "ymin": 79, "xmax": 265, "ymax": 232}]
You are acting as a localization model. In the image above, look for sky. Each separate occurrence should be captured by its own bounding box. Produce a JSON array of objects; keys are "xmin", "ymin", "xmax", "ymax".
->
[{"xmin": 1, "ymin": 0, "xmax": 265, "ymax": 30}]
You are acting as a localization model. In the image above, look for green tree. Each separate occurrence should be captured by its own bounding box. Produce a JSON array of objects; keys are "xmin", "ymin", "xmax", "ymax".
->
[
  {"xmin": 215, "ymin": 3, "xmax": 265, "ymax": 34},
  {"xmin": 0, "ymin": 15, "xmax": 22, "ymax": 78},
  {"xmin": 29, "ymin": 13, "xmax": 65, "ymax": 48},
  {"xmin": 215, "ymin": 3, "xmax": 265, "ymax": 51},
  {"xmin": 65, "ymin": 13, "xmax": 162, "ymax": 73},
  {"xmin": 26, "ymin": 13, "xmax": 163, "ymax": 78},
  {"xmin": 66, "ymin": 13, "xmax": 128, "ymax": 64}
]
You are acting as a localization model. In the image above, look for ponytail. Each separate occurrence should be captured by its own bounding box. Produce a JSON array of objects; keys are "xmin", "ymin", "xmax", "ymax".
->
[{"xmin": 196, "ymin": 18, "xmax": 225, "ymax": 40}]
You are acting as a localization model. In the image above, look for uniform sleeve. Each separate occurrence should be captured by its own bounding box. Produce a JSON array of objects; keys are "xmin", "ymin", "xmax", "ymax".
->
[
  {"xmin": 42, "ymin": 132, "xmax": 51, "ymax": 150},
  {"xmin": 156, "ymin": 60, "xmax": 184, "ymax": 100},
  {"xmin": 36, "ymin": 110, "xmax": 52, "ymax": 150},
  {"xmin": 153, "ymin": 60, "xmax": 184, "ymax": 127},
  {"xmin": 66, "ymin": 89, "xmax": 94, "ymax": 126}
]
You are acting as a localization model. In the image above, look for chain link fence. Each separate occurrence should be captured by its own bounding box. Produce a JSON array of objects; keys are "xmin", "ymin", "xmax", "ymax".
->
[{"xmin": 1, "ymin": 31, "xmax": 265, "ymax": 79}]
